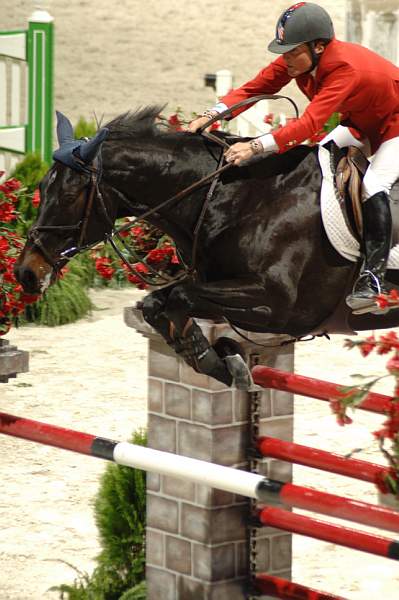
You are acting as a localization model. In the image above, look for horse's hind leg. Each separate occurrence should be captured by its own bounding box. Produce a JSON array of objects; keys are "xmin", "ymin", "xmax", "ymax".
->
[{"xmin": 141, "ymin": 288, "xmax": 233, "ymax": 387}]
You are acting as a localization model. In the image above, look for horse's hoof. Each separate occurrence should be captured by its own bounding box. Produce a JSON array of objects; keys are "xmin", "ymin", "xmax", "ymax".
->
[
  {"xmin": 198, "ymin": 348, "xmax": 233, "ymax": 387},
  {"xmin": 223, "ymin": 354, "xmax": 258, "ymax": 391}
]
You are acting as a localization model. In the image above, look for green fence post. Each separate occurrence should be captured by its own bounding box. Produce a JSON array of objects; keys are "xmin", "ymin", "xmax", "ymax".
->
[{"xmin": 27, "ymin": 10, "xmax": 54, "ymax": 165}]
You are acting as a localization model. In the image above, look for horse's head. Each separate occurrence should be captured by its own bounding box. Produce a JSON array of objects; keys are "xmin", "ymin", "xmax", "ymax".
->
[{"xmin": 15, "ymin": 112, "xmax": 110, "ymax": 294}]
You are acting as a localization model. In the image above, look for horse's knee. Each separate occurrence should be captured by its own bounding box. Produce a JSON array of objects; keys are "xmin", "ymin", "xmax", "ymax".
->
[
  {"xmin": 141, "ymin": 291, "xmax": 166, "ymax": 327},
  {"xmin": 164, "ymin": 285, "xmax": 194, "ymax": 326}
]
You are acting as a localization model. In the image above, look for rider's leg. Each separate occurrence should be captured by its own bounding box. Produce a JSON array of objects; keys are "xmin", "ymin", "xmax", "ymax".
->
[
  {"xmin": 320, "ymin": 125, "xmax": 371, "ymax": 155},
  {"xmin": 346, "ymin": 136, "xmax": 399, "ymax": 310}
]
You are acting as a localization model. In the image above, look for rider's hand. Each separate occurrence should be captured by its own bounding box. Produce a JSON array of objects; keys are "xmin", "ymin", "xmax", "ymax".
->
[
  {"xmin": 224, "ymin": 142, "xmax": 255, "ymax": 166},
  {"xmin": 187, "ymin": 116, "xmax": 214, "ymax": 133}
]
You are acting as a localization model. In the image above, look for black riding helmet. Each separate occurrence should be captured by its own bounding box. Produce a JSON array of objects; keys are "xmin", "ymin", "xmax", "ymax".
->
[{"xmin": 268, "ymin": 2, "xmax": 334, "ymax": 67}]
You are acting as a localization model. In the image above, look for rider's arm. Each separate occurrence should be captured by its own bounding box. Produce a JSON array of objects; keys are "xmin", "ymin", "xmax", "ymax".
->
[
  {"xmin": 218, "ymin": 56, "xmax": 292, "ymax": 118},
  {"xmin": 272, "ymin": 65, "xmax": 358, "ymax": 152}
]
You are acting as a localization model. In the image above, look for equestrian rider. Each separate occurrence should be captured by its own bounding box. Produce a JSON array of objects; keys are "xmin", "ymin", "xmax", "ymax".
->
[{"xmin": 189, "ymin": 2, "xmax": 399, "ymax": 313}]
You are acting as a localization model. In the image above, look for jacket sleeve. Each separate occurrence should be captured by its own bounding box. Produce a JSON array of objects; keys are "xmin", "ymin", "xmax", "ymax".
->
[
  {"xmin": 220, "ymin": 56, "xmax": 292, "ymax": 117},
  {"xmin": 273, "ymin": 65, "xmax": 359, "ymax": 152}
]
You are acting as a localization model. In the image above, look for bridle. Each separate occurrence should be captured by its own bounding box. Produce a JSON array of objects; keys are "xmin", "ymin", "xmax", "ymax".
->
[
  {"xmin": 27, "ymin": 94, "xmax": 299, "ymax": 287},
  {"xmin": 27, "ymin": 160, "xmax": 100, "ymax": 270}
]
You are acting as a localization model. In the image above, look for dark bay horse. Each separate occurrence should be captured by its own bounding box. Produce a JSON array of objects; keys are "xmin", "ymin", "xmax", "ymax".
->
[{"xmin": 14, "ymin": 107, "xmax": 399, "ymax": 388}]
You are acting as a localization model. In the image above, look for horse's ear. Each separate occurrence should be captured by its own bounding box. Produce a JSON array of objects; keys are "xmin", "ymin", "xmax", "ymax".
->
[
  {"xmin": 56, "ymin": 111, "xmax": 75, "ymax": 146},
  {"xmin": 78, "ymin": 127, "xmax": 109, "ymax": 164}
]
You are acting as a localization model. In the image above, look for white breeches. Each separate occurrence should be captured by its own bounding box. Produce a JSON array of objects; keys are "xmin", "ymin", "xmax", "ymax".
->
[{"xmin": 321, "ymin": 125, "xmax": 399, "ymax": 201}]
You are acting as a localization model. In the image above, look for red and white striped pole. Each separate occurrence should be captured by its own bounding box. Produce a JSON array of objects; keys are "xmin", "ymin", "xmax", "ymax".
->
[{"xmin": 2, "ymin": 412, "xmax": 399, "ymax": 556}]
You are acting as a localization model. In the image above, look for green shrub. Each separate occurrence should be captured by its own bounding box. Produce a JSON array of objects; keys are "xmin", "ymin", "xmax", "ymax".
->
[
  {"xmin": 74, "ymin": 117, "xmax": 97, "ymax": 139},
  {"xmin": 11, "ymin": 152, "xmax": 48, "ymax": 236},
  {"xmin": 51, "ymin": 429, "xmax": 147, "ymax": 600}
]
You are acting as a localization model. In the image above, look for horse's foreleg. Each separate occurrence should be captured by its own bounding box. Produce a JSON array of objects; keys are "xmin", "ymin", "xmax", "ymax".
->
[
  {"xmin": 141, "ymin": 287, "xmax": 233, "ymax": 387},
  {"xmin": 162, "ymin": 279, "xmax": 269, "ymax": 389}
]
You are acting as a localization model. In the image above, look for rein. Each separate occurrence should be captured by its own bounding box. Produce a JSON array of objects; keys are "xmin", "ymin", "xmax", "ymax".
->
[{"xmin": 28, "ymin": 93, "xmax": 299, "ymax": 288}]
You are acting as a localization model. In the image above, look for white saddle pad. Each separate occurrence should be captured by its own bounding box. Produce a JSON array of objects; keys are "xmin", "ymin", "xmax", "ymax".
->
[{"xmin": 318, "ymin": 144, "xmax": 399, "ymax": 270}]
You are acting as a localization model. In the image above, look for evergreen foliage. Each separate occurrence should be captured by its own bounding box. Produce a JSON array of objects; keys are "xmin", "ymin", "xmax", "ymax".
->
[
  {"xmin": 74, "ymin": 117, "xmax": 98, "ymax": 140},
  {"xmin": 51, "ymin": 429, "xmax": 147, "ymax": 599},
  {"xmin": 10, "ymin": 152, "xmax": 48, "ymax": 236}
]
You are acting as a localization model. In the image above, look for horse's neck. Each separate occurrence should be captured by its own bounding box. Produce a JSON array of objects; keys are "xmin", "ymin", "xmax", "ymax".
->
[{"xmin": 103, "ymin": 138, "xmax": 212, "ymax": 231}]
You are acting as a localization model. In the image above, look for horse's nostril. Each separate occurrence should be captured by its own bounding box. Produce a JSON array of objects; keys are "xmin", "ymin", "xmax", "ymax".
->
[{"xmin": 15, "ymin": 266, "xmax": 39, "ymax": 294}]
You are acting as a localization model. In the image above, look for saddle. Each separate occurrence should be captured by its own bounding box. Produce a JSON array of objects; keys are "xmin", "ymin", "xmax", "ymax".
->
[
  {"xmin": 333, "ymin": 144, "xmax": 369, "ymax": 239},
  {"xmin": 314, "ymin": 143, "xmax": 399, "ymax": 336},
  {"xmin": 311, "ymin": 143, "xmax": 369, "ymax": 337}
]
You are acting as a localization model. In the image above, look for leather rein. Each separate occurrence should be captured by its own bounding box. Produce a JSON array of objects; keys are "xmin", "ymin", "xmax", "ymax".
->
[{"xmin": 28, "ymin": 94, "xmax": 299, "ymax": 287}]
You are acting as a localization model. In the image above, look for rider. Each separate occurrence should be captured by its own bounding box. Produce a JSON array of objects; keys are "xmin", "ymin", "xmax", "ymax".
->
[{"xmin": 189, "ymin": 2, "xmax": 399, "ymax": 313}]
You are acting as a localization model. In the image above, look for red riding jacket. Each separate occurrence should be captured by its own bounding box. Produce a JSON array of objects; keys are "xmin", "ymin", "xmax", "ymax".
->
[{"xmin": 220, "ymin": 38, "xmax": 399, "ymax": 154}]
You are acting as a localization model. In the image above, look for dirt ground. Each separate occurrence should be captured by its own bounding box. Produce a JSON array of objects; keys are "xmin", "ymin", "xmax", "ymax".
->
[{"xmin": 0, "ymin": 287, "xmax": 399, "ymax": 599}]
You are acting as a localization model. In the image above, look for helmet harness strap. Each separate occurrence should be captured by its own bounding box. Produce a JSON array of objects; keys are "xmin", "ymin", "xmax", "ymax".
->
[{"xmin": 307, "ymin": 41, "xmax": 321, "ymax": 71}]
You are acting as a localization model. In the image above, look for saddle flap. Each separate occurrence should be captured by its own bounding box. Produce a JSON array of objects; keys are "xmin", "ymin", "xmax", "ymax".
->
[{"xmin": 334, "ymin": 145, "xmax": 368, "ymax": 238}]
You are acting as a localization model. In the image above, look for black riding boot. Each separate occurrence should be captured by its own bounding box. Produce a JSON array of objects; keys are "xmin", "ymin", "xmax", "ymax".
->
[{"xmin": 346, "ymin": 191, "xmax": 392, "ymax": 311}]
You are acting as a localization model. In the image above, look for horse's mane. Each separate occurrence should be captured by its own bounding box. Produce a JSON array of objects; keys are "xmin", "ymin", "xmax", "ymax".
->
[{"xmin": 105, "ymin": 105, "xmax": 166, "ymax": 139}]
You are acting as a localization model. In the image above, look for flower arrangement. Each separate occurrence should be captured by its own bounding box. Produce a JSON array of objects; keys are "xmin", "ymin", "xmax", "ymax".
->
[
  {"xmin": 333, "ymin": 324, "xmax": 399, "ymax": 497},
  {"xmin": 90, "ymin": 221, "xmax": 181, "ymax": 290},
  {"xmin": 0, "ymin": 173, "xmax": 38, "ymax": 335}
]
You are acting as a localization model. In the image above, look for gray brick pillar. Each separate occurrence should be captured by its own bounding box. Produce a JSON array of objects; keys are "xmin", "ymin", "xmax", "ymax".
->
[
  {"xmin": 0, "ymin": 338, "xmax": 29, "ymax": 383},
  {"xmin": 124, "ymin": 308, "xmax": 294, "ymax": 600}
]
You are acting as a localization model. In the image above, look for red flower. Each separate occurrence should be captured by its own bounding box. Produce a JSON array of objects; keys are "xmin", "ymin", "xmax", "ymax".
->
[
  {"xmin": 147, "ymin": 245, "xmax": 174, "ymax": 264},
  {"xmin": 264, "ymin": 113, "xmax": 274, "ymax": 125},
  {"xmin": 2, "ymin": 178, "xmax": 21, "ymax": 192},
  {"xmin": 359, "ymin": 334, "xmax": 376, "ymax": 357},
  {"xmin": 32, "ymin": 189, "xmax": 41, "ymax": 208},
  {"xmin": 168, "ymin": 114, "xmax": 183, "ymax": 131},
  {"xmin": 377, "ymin": 331, "xmax": 399, "ymax": 355},
  {"xmin": 131, "ymin": 226, "xmax": 144, "ymax": 237},
  {"xmin": 387, "ymin": 353, "xmax": 399, "ymax": 376},
  {"xmin": 329, "ymin": 398, "xmax": 353, "ymax": 426},
  {"xmin": 122, "ymin": 262, "xmax": 149, "ymax": 289},
  {"xmin": 95, "ymin": 257, "xmax": 115, "ymax": 280},
  {"xmin": 0, "ymin": 238, "xmax": 9, "ymax": 254},
  {"xmin": 376, "ymin": 294, "xmax": 390, "ymax": 309},
  {"xmin": 0, "ymin": 202, "xmax": 16, "ymax": 222}
]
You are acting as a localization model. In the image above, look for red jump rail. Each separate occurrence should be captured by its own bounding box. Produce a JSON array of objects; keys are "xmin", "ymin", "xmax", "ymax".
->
[
  {"xmin": 258, "ymin": 436, "xmax": 389, "ymax": 485},
  {"xmin": 252, "ymin": 366, "xmax": 389, "ymax": 414},
  {"xmin": 259, "ymin": 506, "xmax": 399, "ymax": 561},
  {"xmin": 254, "ymin": 573, "xmax": 347, "ymax": 599}
]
